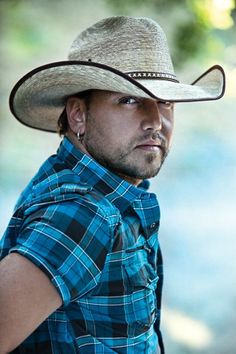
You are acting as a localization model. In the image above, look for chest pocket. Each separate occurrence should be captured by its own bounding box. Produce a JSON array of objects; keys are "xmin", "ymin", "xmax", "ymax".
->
[
  {"xmin": 123, "ymin": 247, "xmax": 159, "ymax": 333},
  {"xmin": 124, "ymin": 245, "xmax": 159, "ymax": 290}
]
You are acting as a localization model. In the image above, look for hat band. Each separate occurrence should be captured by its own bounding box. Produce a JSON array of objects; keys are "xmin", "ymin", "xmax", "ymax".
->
[{"xmin": 126, "ymin": 71, "xmax": 179, "ymax": 82}]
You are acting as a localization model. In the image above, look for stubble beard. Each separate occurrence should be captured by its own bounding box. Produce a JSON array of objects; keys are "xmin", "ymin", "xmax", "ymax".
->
[
  {"xmin": 83, "ymin": 112, "xmax": 169, "ymax": 181},
  {"xmin": 84, "ymin": 136, "xmax": 169, "ymax": 180},
  {"xmin": 105, "ymin": 147, "xmax": 168, "ymax": 180}
]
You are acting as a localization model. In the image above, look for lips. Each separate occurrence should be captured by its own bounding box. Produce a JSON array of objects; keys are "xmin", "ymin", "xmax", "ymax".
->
[{"xmin": 135, "ymin": 140, "xmax": 165, "ymax": 153}]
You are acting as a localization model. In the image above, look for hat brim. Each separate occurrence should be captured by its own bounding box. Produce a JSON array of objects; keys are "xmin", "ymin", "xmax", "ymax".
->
[{"xmin": 9, "ymin": 61, "xmax": 225, "ymax": 132}]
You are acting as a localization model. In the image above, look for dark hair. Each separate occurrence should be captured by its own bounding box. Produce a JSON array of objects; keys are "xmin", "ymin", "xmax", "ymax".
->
[{"xmin": 57, "ymin": 90, "xmax": 93, "ymax": 136}]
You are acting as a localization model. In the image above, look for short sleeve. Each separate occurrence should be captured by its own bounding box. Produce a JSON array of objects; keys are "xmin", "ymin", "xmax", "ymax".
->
[{"xmin": 9, "ymin": 198, "xmax": 113, "ymax": 306}]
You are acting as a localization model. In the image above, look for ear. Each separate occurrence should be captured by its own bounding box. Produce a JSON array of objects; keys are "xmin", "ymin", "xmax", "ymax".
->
[{"xmin": 66, "ymin": 97, "xmax": 87, "ymax": 135}]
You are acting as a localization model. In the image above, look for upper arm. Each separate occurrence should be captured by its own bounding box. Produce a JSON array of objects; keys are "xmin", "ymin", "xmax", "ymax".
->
[
  {"xmin": 0, "ymin": 198, "xmax": 114, "ymax": 352},
  {"xmin": 0, "ymin": 253, "xmax": 62, "ymax": 353},
  {"xmin": 12, "ymin": 200, "xmax": 112, "ymax": 303}
]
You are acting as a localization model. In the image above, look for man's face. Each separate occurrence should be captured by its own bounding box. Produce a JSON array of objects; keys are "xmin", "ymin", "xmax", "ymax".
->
[{"xmin": 70, "ymin": 90, "xmax": 174, "ymax": 185}]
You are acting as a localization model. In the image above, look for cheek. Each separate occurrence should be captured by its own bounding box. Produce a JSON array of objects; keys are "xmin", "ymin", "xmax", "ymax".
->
[
  {"xmin": 162, "ymin": 116, "xmax": 174, "ymax": 147},
  {"xmin": 97, "ymin": 119, "xmax": 131, "ymax": 142},
  {"xmin": 86, "ymin": 108, "xmax": 138, "ymax": 150},
  {"xmin": 86, "ymin": 117, "xmax": 121, "ymax": 151},
  {"xmin": 163, "ymin": 111, "xmax": 174, "ymax": 134},
  {"xmin": 167, "ymin": 118, "xmax": 174, "ymax": 136}
]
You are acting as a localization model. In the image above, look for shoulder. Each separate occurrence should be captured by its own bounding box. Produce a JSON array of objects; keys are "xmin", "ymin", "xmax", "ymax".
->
[
  {"xmin": 15, "ymin": 170, "xmax": 120, "ymax": 245},
  {"xmin": 16, "ymin": 167, "xmax": 118, "ymax": 217}
]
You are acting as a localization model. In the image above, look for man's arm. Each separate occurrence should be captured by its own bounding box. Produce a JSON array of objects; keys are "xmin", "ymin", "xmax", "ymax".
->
[{"xmin": 0, "ymin": 253, "xmax": 62, "ymax": 354}]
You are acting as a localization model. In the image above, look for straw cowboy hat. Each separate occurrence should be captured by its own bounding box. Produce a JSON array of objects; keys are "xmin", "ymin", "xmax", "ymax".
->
[{"xmin": 9, "ymin": 16, "xmax": 225, "ymax": 132}]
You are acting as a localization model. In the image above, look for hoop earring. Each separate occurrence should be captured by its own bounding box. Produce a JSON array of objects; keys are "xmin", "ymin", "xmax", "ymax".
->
[{"xmin": 77, "ymin": 131, "xmax": 84, "ymax": 142}]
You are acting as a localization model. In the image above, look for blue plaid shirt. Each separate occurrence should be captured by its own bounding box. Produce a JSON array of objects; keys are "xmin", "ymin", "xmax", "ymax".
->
[{"xmin": 1, "ymin": 137, "xmax": 164, "ymax": 353}]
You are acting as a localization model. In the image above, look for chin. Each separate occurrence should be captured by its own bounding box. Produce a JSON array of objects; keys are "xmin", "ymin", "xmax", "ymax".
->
[{"xmin": 128, "ymin": 165, "xmax": 162, "ymax": 180}]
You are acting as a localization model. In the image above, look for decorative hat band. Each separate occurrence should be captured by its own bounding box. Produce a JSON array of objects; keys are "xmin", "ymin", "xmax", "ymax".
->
[{"xmin": 126, "ymin": 71, "xmax": 179, "ymax": 82}]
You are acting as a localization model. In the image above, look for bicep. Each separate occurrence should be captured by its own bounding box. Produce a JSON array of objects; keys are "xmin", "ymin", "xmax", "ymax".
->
[{"xmin": 0, "ymin": 253, "xmax": 62, "ymax": 353}]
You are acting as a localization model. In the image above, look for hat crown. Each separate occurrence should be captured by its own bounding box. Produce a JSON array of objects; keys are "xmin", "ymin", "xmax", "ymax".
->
[
  {"xmin": 10, "ymin": 16, "xmax": 225, "ymax": 133},
  {"xmin": 68, "ymin": 16, "xmax": 175, "ymax": 75}
]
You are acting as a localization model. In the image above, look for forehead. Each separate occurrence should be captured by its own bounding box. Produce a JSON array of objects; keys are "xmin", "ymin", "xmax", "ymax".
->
[
  {"xmin": 90, "ymin": 90, "xmax": 150, "ymax": 103},
  {"xmin": 91, "ymin": 90, "xmax": 124, "ymax": 99},
  {"xmin": 88, "ymin": 90, "xmax": 122, "ymax": 106}
]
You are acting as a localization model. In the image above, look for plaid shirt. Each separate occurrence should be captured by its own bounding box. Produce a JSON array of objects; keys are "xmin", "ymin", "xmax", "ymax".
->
[{"xmin": 1, "ymin": 137, "xmax": 164, "ymax": 354}]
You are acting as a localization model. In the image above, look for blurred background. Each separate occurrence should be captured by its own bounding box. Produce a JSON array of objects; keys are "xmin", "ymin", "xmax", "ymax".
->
[{"xmin": 0, "ymin": 0, "xmax": 235, "ymax": 353}]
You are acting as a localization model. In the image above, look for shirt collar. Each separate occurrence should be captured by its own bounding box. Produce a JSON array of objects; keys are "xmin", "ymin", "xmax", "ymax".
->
[{"xmin": 57, "ymin": 137, "xmax": 152, "ymax": 212}]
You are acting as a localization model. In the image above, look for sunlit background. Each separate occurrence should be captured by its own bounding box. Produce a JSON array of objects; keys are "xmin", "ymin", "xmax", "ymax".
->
[{"xmin": 0, "ymin": 0, "xmax": 236, "ymax": 353}]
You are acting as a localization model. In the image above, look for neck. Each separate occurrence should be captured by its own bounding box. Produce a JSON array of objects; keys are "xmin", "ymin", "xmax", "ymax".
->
[{"xmin": 65, "ymin": 131, "xmax": 88, "ymax": 156}]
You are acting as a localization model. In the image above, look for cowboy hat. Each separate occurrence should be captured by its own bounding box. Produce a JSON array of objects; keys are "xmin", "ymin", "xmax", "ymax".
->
[{"xmin": 9, "ymin": 16, "xmax": 225, "ymax": 132}]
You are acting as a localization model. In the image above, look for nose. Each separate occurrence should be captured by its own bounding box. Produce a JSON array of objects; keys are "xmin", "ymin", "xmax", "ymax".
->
[{"xmin": 141, "ymin": 99, "xmax": 162, "ymax": 132}]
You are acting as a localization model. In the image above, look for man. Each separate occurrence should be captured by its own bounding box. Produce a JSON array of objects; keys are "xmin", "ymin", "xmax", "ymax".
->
[{"xmin": 0, "ymin": 16, "xmax": 225, "ymax": 354}]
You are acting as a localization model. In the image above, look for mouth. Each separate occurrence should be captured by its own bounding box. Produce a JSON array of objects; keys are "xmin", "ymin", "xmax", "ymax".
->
[
  {"xmin": 135, "ymin": 140, "xmax": 165, "ymax": 153},
  {"xmin": 136, "ymin": 145, "xmax": 162, "ymax": 152}
]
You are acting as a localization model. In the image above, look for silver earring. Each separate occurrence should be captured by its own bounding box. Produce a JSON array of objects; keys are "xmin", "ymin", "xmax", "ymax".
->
[{"xmin": 77, "ymin": 131, "xmax": 84, "ymax": 142}]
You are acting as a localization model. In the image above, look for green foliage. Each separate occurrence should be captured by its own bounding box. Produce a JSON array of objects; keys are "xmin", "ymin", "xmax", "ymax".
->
[
  {"xmin": 174, "ymin": 20, "xmax": 207, "ymax": 66},
  {"xmin": 105, "ymin": 0, "xmax": 179, "ymax": 12},
  {"xmin": 1, "ymin": 0, "xmax": 235, "ymax": 68},
  {"xmin": 0, "ymin": 0, "xmax": 47, "ymax": 57},
  {"xmin": 104, "ymin": 0, "xmax": 236, "ymax": 67}
]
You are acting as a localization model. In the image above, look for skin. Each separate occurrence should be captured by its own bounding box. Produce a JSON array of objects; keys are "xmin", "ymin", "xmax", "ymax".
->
[
  {"xmin": 0, "ymin": 90, "xmax": 174, "ymax": 353},
  {"xmin": 66, "ymin": 90, "xmax": 174, "ymax": 186},
  {"xmin": 0, "ymin": 253, "xmax": 62, "ymax": 353}
]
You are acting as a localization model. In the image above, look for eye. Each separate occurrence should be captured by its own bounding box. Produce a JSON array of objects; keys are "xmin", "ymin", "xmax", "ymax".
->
[{"xmin": 118, "ymin": 96, "xmax": 140, "ymax": 105}]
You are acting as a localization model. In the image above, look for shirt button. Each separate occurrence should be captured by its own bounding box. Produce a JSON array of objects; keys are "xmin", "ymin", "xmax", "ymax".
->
[{"xmin": 144, "ymin": 245, "xmax": 152, "ymax": 253}]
